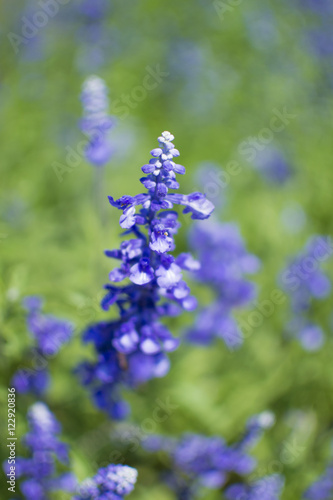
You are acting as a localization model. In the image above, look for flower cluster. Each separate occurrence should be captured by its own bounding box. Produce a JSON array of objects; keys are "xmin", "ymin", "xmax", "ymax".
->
[
  {"xmin": 3, "ymin": 402, "xmax": 77, "ymax": 500},
  {"xmin": 78, "ymin": 132, "xmax": 214, "ymax": 418},
  {"xmin": 186, "ymin": 220, "xmax": 260, "ymax": 348},
  {"xmin": 12, "ymin": 297, "xmax": 73, "ymax": 395},
  {"xmin": 80, "ymin": 75, "xmax": 114, "ymax": 166},
  {"xmin": 143, "ymin": 412, "xmax": 275, "ymax": 498},
  {"xmin": 281, "ymin": 236, "xmax": 332, "ymax": 351},
  {"xmin": 73, "ymin": 464, "xmax": 138, "ymax": 500},
  {"xmin": 226, "ymin": 474, "xmax": 284, "ymax": 500}
]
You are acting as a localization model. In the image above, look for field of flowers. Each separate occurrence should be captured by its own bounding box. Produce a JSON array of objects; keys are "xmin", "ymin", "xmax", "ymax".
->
[{"xmin": 1, "ymin": 1, "xmax": 333, "ymax": 499}]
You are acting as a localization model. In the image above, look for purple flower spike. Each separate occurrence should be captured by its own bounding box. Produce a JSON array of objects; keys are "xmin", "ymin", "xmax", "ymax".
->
[
  {"xmin": 281, "ymin": 235, "xmax": 332, "ymax": 351},
  {"xmin": 11, "ymin": 298, "xmax": 73, "ymax": 397},
  {"xmin": 144, "ymin": 414, "xmax": 276, "ymax": 498},
  {"xmin": 2, "ymin": 403, "xmax": 77, "ymax": 499},
  {"xmin": 78, "ymin": 132, "xmax": 214, "ymax": 418},
  {"xmin": 80, "ymin": 75, "xmax": 115, "ymax": 167}
]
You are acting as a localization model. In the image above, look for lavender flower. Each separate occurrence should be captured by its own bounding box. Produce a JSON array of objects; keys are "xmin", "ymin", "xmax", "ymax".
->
[
  {"xmin": 281, "ymin": 236, "xmax": 332, "ymax": 351},
  {"xmin": 3, "ymin": 402, "xmax": 77, "ymax": 500},
  {"xmin": 73, "ymin": 464, "xmax": 137, "ymax": 500},
  {"xmin": 80, "ymin": 75, "xmax": 114, "ymax": 167},
  {"xmin": 303, "ymin": 463, "xmax": 333, "ymax": 500},
  {"xmin": 143, "ymin": 412, "xmax": 274, "ymax": 498},
  {"xmin": 226, "ymin": 474, "xmax": 284, "ymax": 500},
  {"xmin": 186, "ymin": 220, "xmax": 260, "ymax": 348},
  {"xmin": 11, "ymin": 297, "xmax": 73, "ymax": 395},
  {"xmin": 78, "ymin": 131, "xmax": 214, "ymax": 418}
]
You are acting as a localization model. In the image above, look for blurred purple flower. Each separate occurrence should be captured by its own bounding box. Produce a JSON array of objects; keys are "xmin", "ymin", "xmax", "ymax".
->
[
  {"xmin": 281, "ymin": 236, "xmax": 332, "ymax": 351},
  {"xmin": 3, "ymin": 403, "xmax": 77, "ymax": 500},
  {"xmin": 11, "ymin": 297, "xmax": 73, "ymax": 396},
  {"xmin": 186, "ymin": 220, "xmax": 260, "ymax": 348},
  {"xmin": 303, "ymin": 463, "xmax": 333, "ymax": 500},
  {"xmin": 80, "ymin": 75, "xmax": 115, "ymax": 167},
  {"xmin": 143, "ymin": 412, "xmax": 275, "ymax": 498}
]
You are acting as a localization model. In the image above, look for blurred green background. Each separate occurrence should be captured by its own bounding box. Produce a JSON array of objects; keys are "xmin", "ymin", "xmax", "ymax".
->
[{"xmin": 1, "ymin": 0, "xmax": 333, "ymax": 498}]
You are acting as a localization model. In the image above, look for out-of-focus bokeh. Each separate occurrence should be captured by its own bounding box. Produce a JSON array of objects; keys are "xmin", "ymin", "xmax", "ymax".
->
[{"xmin": 1, "ymin": 1, "xmax": 333, "ymax": 498}]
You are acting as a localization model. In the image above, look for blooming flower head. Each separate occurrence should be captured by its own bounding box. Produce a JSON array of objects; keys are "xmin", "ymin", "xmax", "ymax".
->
[
  {"xmin": 186, "ymin": 220, "xmax": 260, "ymax": 348},
  {"xmin": 143, "ymin": 412, "xmax": 274, "ymax": 497},
  {"xmin": 78, "ymin": 131, "xmax": 214, "ymax": 418},
  {"xmin": 73, "ymin": 464, "xmax": 138, "ymax": 500},
  {"xmin": 11, "ymin": 297, "xmax": 73, "ymax": 396},
  {"xmin": 281, "ymin": 236, "xmax": 332, "ymax": 351},
  {"xmin": 3, "ymin": 403, "xmax": 77, "ymax": 500},
  {"xmin": 80, "ymin": 75, "xmax": 114, "ymax": 166}
]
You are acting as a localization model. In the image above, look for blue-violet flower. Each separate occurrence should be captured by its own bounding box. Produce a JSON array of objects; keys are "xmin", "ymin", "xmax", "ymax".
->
[{"xmin": 77, "ymin": 131, "xmax": 214, "ymax": 419}]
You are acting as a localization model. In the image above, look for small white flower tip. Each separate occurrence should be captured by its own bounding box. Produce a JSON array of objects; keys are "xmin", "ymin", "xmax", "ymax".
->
[{"xmin": 257, "ymin": 411, "xmax": 275, "ymax": 428}]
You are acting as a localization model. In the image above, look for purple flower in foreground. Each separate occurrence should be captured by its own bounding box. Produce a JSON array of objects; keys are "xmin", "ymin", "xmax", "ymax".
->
[
  {"xmin": 80, "ymin": 75, "xmax": 115, "ymax": 167},
  {"xmin": 78, "ymin": 132, "xmax": 214, "ymax": 418},
  {"xmin": 3, "ymin": 403, "xmax": 77, "ymax": 500},
  {"xmin": 303, "ymin": 463, "xmax": 333, "ymax": 500},
  {"xmin": 11, "ymin": 297, "xmax": 73, "ymax": 396},
  {"xmin": 186, "ymin": 220, "xmax": 260, "ymax": 348},
  {"xmin": 143, "ymin": 412, "xmax": 274, "ymax": 498},
  {"xmin": 73, "ymin": 464, "xmax": 137, "ymax": 500},
  {"xmin": 281, "ymin": 236, "xmax": 332, "ymax": 351}
]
